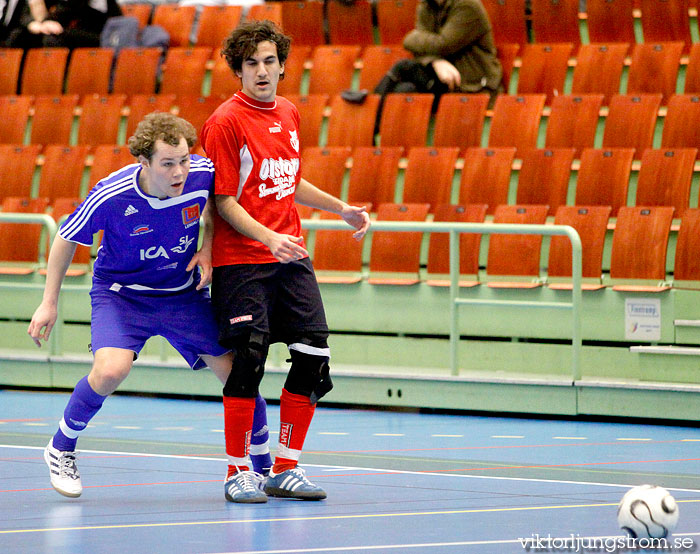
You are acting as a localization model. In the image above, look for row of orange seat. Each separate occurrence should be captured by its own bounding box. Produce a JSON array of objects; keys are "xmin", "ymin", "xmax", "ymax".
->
[
  {"xmin": 0, "ymin": 140, "xmax": 697, "ymax": 225},
  {"xmin": 4, "ymin": 40, "xmax": 700, "ymax": 103},
  {"xmin": 3, "ymin": 91, "xmax": 700, "ymax": 159},
  {"xmin": 119, "ymin": 0, "xmax": 417, "ymax": 48},
  {"xmin": 2, "ymin": 197, "xmax": 698, "ymax": 291},
  {"xmin": 487, "ymin": 0, "xmax": 697, "ymax": 53}
]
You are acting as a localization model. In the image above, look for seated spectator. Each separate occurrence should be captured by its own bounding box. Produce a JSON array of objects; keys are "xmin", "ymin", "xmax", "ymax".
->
[{"xmin": 2, "ymin": 0, "xmax": 121, "ymax": 49}]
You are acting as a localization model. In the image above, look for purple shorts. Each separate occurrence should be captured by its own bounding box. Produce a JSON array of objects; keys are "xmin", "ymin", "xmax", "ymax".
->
[{"xmin": 89, "ymin": 284, "xmax": 229, "ymax": 370}]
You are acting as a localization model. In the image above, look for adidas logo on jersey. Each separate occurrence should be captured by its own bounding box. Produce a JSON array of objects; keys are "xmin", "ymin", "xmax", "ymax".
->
[{"xmin": 124, "ymin": 205, "xmax": 138, "ymax": 216}]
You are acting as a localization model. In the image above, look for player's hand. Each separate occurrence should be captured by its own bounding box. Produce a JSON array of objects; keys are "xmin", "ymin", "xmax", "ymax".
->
[
  {"xmin": 266, "ymin": 234, "xmax": 308, "ymax": 263},
  {"xmin": 27, "ymin": 303, "xmax": 58, "ymax": 348},
  {"xmin": 432, "ymin": 59, "xmax": 461, "ymax": 91},
  {"xmin": 187, "ymin": 249, "xmax": 212, "ymax": 290},
  {"xmin": 341, "ymin": 205, "xmax": 371, "ymax": 240}
]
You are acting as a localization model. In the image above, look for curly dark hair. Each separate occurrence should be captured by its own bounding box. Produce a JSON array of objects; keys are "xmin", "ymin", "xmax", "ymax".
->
[
  {"xmin": 221, "ymin": 20, "xmax": 291, "ymax": 79},
  {"xmin": 127, "ymin": 112, "xmax": 197, "ymax": 160}
]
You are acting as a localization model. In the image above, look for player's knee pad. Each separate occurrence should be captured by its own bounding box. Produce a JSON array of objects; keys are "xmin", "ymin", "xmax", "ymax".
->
[
  {"xmin": 284, "ymin": 335, "xmax": 333, "ymax": 403},
  {"xmin": 223, "ymin": 331, "xmax": 269, "ymax": 398}
]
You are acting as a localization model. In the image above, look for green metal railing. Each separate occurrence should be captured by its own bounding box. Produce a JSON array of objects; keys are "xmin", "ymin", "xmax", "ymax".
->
[
  {"xmin": 0, "ymin": 215, "xmax": 583, "ymax": 381},
  {"xmin": 302, "ymin": 219, "xmax": 583, "ymax": 381}
]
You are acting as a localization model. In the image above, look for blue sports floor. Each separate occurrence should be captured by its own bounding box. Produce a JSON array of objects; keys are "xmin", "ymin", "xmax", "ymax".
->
[{"xmin": 0, "ymin": 389, "xmax": 698, "ymax": 553}]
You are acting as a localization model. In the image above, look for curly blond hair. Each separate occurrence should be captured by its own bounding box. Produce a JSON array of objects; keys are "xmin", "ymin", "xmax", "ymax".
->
[{"xmin": 128, "ymin": 112, "xmax": 197, "ymax": 160}]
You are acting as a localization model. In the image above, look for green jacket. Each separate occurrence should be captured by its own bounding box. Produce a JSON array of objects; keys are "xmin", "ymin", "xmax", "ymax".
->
[{"xmin": 403, "ymin": 0, "xmax": 503, "ymax": 92}]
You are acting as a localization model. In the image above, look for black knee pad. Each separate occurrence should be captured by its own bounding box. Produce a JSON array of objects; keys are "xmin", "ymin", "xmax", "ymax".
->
[
  {"xmin": 284, "ymin": 335, "xmax": 333, "ymax": 404},
  {"xmin": 223, "ymin": 331, "xmax": 269, "ymax": 398}
]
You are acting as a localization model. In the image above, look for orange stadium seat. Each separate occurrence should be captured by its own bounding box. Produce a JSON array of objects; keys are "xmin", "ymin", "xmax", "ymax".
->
[
  {"xmin": 120, "ymin": 3, "xmax": 152, "ymax": 28},
  {"xmin": 112, "ymin": 48, "xmax": 162, "ymax": 95},
  {"xmin": 325, "ymin": 94, "xmax": 379, "ymax": 148},
  {"xmin": 65, "ymin": 48, "xmax": 114, "ymax": 96},
  {"xmin": 246, "ymin": 2, "xmax": 283, "ymax": 26},
  {"xmin": 602, "ymin": 94, "xmax": 662, "ymax": 159},
  {"xmin": 375, "ymin": 0, "xmax": 417, "ymax": 46},
  {"xmin": 571, "ymin": 43, "xmax": 628, "ymax": 105},
  {"xmin": 209, "ymin": 57, "xmax": 238, "ymax": 98},
  {"xmin": 432, "ymin": 93, "xmax": 489, "ymax": 152},
  {"xmin": 626, "ymin": 42, "xmax": 683, "ymax": 105},
  {"xmin": 0, "ymin": 145, "xmax": 41, "ymax": 200},
  {"xmin": 196, "ymin": 6, "xmax": 243, "ymax": 49},
  {"xmin": 486, "ymin": 204, "xmax": 549, "ymax": 288},
  {"xmin": 530, "ymin": 0, "xmax": 581, "ymax": 53},
  {"xmin": 639, "ymin": 0, "xmax": 692, "ymax": 53},
  {"xmin": 368, "ymin": 202, "xmax": 431, "ymax": 285},
  {"xmin": 308, "ymin": 46, "xmax": 361, "ymax": 97},
  {"xmin": 661, "ymin": 94, "xmax": 700, "ymax": 156},
  {"xmin": 496, "ymin": 43, "xmax": 520, "ymax": 91},
  {"xmin": 482, "ymin": 0, "xmax": 528, "ymax": 50},
  {"xmin": 585, "ymin": 0, "xmax": 636, "ymax": 45},
  {"xmin": 516, "ymin": 147, "xmax": 576, "ymax": 215},
  {"xmin": 547, "ymin": 205, "xmax": 612, "ymax": 290},
  {"xmin": 574, "ymin": 148, "xmax": 635, "ymax": 216},
  {"xmin": 30, "ymin": 94, "xmax": 79, "ymax": 145},
  {"xmin": 544, "ymin": 94, "xmax": 604, "ymax": 157},
  {"xmin": 280, "ymin": 1, "xmax": 326, "ymax": 47},
  {"xmin": 0, "ymin": 196, "xmax": 49, "ymax": 273},
  {"xmin": 277, "ymin": 45, "xmax": 311, "ymax": 97},
  {"xmin": 0, "ymin": 49, "xmax": 23, "ymax": 95},
  {"xmin": 300, "ymin": 146, "xmax": 351, "ymax": 198},
  {"xmin": 0, "ymin": 95, "xmax": 32, "ymax": 143},
  {"xmin": 77, "ymin": 94, "xmax": 126, "ymax": 146},
  {"xmin": 152, "ymin": 4, "xmax": 196, "ymax": 47},
  {"xmin": 684, "ymin": 44, "xmax": 700, "ymax": 93},
  {"xmin": 327, "ymin": 0, "xmax": 374, "ymax": 46},
  {"xmin": 488, "ymin": 94, "xmax": 546, "ymax": 156},
  {"xmin": 357, "ymin": 45, "xmax": 409, "ymax": 92},
  {"xmin": 126, "ymin": 94, "xmax": 176, "ymax": 139},
  {"xmin": 401, "ymin": 147, "xmax": 459, "ymax": 209},
  {"xmin": 458, "ymin": 147, "xmax": 516, "ymax": 214},
  {"xmin": 346, "ymin": 146, "xmax": 403, "ymax": 206},
  {"xmin": 89, "ymin": 145, "xmax": 137, "ymax": 187},
  {"xmin": 378, "ymin": 93, "xmax": 433, "ymax": 149},
  {"xmin": 38, "ymin": 145, "xmax": 89, "ymax": 202},
  {"xmin": 174, "ymin": 95, "xmax": 225, "ymax": 136},
  {"xmin": 635, "ymin": 148, "xmax": 697, "ymax": 215},
  {"xmin": 159, "ymin": 47, "xmax": 211, "ymax": 96},
  {"xmin": 609, "ymin": 206, "xmax": 674, "ymax": 291},
  {"xmin": 673, "ymin": 208, "xmax": 700, "ymax": 285},
  {"xmin": 426, "ymin": 203, "xmax": 488, "ymax": 287},
  {"xmin": 286, "ymin": 94, "xmax": 329, "ymax": 148},
  {"xmin": 20, "ymin": 48, "xmax": 69, "ymax": 95},
  {"xmin": 312, "ymin": 208, "xmax": 370, "ymax": 284},
  {"xmin": 516, "ymin": 43, "xmax": 573, "ymax": 105}
]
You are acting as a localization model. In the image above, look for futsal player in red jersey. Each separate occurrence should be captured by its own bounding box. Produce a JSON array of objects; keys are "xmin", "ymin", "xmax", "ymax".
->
[{"xmin": 201, "ymin": 20, "xmax": 370, "ymax": 503}]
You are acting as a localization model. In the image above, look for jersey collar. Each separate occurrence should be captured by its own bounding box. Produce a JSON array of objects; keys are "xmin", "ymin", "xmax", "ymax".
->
[{"xmin": 235, "ymin": 91, "xmax": 278, "ymax": 110}]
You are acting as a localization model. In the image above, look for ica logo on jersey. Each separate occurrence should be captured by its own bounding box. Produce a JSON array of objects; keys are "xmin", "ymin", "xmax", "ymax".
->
[
  {"xmin": 258, "ymin": 157, "xmax": 300, "ymax": 201},
  {"xmin": 140, "ymin": 236, "xmax": 194, "ymax": 260}
]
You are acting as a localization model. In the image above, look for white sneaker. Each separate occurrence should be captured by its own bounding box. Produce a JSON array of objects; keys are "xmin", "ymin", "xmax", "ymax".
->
[{"xmin": 44, "ymin": 441, "xmax": 82, "ymax": 498}]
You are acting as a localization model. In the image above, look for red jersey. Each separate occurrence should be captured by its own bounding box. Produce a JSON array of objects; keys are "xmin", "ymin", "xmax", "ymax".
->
[{"xmin": 201, "ymin": 91, "xmax": 304, "ymax": 266}]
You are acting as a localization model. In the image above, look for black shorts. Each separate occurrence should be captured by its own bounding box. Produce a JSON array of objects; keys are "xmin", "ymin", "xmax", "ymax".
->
[{"xmin": 211, "ymin": 257, "xmax": 329, "ymax": 347}]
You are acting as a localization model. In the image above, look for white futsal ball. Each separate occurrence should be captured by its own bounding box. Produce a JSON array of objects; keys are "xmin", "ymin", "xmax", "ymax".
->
[{"xmin": 617, "ymin": 485, "xmax": 679, "ymax": 539}]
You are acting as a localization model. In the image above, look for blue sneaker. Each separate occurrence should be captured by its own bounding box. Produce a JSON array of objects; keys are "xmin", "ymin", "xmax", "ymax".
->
[
  {"xmin": 224, "ymin": 471, "xmax": 267, "ymax": 503},
  {"xmin": 263, "ymin": 467, "xmax": 327, "ymax": 500}
]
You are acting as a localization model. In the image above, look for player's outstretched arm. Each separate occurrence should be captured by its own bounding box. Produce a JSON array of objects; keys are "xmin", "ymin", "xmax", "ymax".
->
[
  {"xmin": 295, "ymin": 178, "xmax": 371, "ymax": 240},
  {"xmin": 27, "ymin": 236, "xmax": 78, "ymax": 347},
  {"xmin": 215, "ymin": 194, "xmax": 308, "ymax": 263}
]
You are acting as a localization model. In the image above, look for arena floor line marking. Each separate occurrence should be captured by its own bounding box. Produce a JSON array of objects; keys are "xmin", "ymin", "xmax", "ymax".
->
[
  {"xmin": 3, "ymin": 445, "xmax": 699, "ymax": 493},
  {"xmin": 3, "ymin": 500, "xmax": 699, "ymax": 536}
]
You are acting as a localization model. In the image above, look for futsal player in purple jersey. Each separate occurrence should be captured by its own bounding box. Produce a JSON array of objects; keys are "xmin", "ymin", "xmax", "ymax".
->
[{"xmin": 27, "ymin": 113, "xmax": 272, "ymax": 498}]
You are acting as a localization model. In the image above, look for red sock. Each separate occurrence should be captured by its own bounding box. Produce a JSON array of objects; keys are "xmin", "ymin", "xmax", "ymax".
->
[
  {"xmin": 223, "ymin": 396, "xmax": 255, "ymax": 477},
  {"xmin": 272, "ymin": 388, "xmax": 315, "ymax": 474}
]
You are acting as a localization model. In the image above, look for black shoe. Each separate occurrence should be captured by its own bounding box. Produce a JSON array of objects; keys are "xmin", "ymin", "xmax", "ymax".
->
[{"xmin": 341, "ymin": 89, "xmax": 369, "ymax": 105}]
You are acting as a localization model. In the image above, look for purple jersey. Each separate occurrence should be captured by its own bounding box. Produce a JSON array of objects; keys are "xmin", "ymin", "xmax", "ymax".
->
[{"xmin": 59, "ymin": 155, "xmax": 214, "ymax": 294}]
